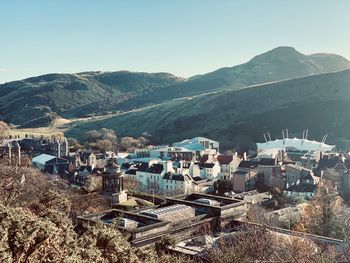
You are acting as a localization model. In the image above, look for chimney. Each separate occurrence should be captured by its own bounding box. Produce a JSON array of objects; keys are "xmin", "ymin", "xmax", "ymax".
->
[
  {"xmin": 164, "ymin": 160, "xmax": 173, "ymax": 173},
  {"xmin": 207, "ymin": 154, "xmax": 213, "ymax": 163},
  {"xmin": 57, "ymin": 141, "xmax": 61, "ymax": 158},
  {"xmin": 243, "ymin": 152, "xmax": 247, "ymax": 161}
]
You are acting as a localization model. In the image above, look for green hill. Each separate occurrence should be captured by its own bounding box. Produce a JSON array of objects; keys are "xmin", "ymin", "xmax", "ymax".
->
[
  {"xmin": 95, "ymin": 46, "xmax": 350, "ymax": 112},
  {"xmin": 0, "ymin": 71, "xmax": 184, "ymax": 126},
  {"xmin": 65, "ymin": 69, "xmax": 350, "ymax": 151},
  {"xmin": 1, "ymin": 46, "xmax": 349, "ymax": 132}
]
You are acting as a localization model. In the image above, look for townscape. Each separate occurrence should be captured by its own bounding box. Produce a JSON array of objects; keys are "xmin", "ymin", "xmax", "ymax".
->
[
  {"xmin": 2, "ymin": 1, "xmax": 350, "ymax": 262},
  {"xmin": 1, "ymin": 124, "xmax": 350, "ymax": 261}
]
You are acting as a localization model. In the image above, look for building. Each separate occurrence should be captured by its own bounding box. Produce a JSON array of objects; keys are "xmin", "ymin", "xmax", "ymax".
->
[
  {"xmin": 200, "ymin": 162, "xmax": 221, "ymax": 180},
  {"xmin": 32, "ymin": 153, "xmax": 69, "ymax": 175},
  {"xmin": 232, "ymin": 170, "xmax": 257, "ymax": 193},
  {"xmin": 217, "ymin": 154, "xmax": 242, "ymax": 180},
  {"xmin": 257, "ymin": 137, "xmax": 335, "ymax": 153},
  {"xmin": 284, "ymin": 184, "xmax": 317, "ymax": 200},
  {"xmin": 173, "ymin": 137, "xmax": 219, "ymax": 156},
  {"xmin": 150, "ymin": 146, "xmax": 195, "ymax": 161},
  {"xmin": 256, "ymin": 165, "xmax": 285, "ymax": 189},
  {"xmin": 163, "ymin": 173, "xmax": 196, "ymax": 194},
  {"xmin": 124, "ymin": 160, "xmax": 203, "ymax": 195},
  {"xmin": 77, "ymin": 193, "xmax": 246, "ymax": 248},
  {"xmin": 102, "ymin": 158, "xmax": 127, "ymax": 203}
]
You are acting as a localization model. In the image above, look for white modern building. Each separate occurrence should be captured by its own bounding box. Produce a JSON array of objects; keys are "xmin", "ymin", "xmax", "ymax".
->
[
  {"xmin": 173, "ymin": 137, "xmax": 219, "ymax": 155},
  {"xmin": 257, "ymin": 138, "xmax": 336, "ymax": 153}
]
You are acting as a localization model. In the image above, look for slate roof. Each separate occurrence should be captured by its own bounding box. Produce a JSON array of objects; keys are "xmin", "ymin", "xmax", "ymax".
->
[
  {"xmin": 163, "ymin": 173, "xmax": 191, "ymax": 181},
  {"xmin": 318, "ymin": 158, "xmax": 341, "ymax": 169},
  {"xmin": 125, "ymin": 169, "xmax": 137, "ymax": 175},
  {"xmin": 286, "ymin": 183, "xmax": 317, "ymax": 193},
  {"xmin": 134, "ymin": 162, "xmax": 149, "ymax": 171},
  {"xmin": 201, "ymin": 163, "xmax": 215, "ymax": 168},
  {"xmin": 78, "ymin": 165, "xmax": 104, "ymax": 174},
  {"xmin": 146, "ymin": 163, "xmax": 164, "ymax": 174},
  {"xmin": 257, "ymin": 158, "xmax": 276, "ymax": 166},
  {"xmin": 124, "ymin": 162, "xmax": 149, "ymax": 175},
  {"xmin": 238, "ymin": 160, "xmax": 255, "ymax": 168},
  {"xmin": 192, "ymin": 176, "xmax": 204, "ymax": 182},
  {"xmin": 233, "ymin": 170, "xmax": 250, "ymax": 176}
]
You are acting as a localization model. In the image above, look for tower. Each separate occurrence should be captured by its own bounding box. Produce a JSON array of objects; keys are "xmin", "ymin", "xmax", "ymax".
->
[
  {"xmin": 56, "ymin": 140, "xmax": 61, "ymax": 158},
  {"xmin": 102, "ymin": 158, "xmax": 127, "ymax": 204},
  {"xmin": 61, "ymin": 137, "xmax": 69, "ymax": 157}
]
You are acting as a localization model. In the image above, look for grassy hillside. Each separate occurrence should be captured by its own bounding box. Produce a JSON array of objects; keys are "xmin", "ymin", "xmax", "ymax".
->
[
  {"xmin": 65, "ymin": 69, "xmax": 350, "ymax": 151},
  {"xmin": 1, "ymin": 47, "xmax": 349, "ymax": 127},
  {"xmin": 0, "ymin": 71, "xmax": 183, "ymax": 126},
  {"xmin": 96, "ymin": 46, "xmax": 350, "ymax": 113}
]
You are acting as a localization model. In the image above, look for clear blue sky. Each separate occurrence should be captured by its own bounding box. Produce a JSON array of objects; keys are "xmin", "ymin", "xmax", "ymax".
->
[{"xmin": 0, "ymin": 0, "xmax": 349, "ymax": 83}]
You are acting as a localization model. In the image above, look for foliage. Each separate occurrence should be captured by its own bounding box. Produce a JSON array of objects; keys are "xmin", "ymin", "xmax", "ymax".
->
[
  {"xmin": 82, "ymin": 128, "xmax": 149, "ymax": 152},
  {"xmin": 293, "ymin": 183, "xmax": 346, "ymax": 239},
  {"xmin": 154, "ymin": 235, "xmax": 177, "ymax": 256},
  {"xmin": 213, "ymin": 180, "xmax": 233, "ymax": 196},
  {"xmin": 202, "ymin": 226, "xmax": 350, "ymax": 263}
]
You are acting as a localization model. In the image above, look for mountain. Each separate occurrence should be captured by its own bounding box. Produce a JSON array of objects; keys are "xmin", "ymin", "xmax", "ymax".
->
[
  {"xmin": 193, "ymin": 47, "xmax": 350, "ymax": 83},
  {"xmin": 0, "ymin": 46, "xmax": 349, "ymax": 128},
  {"xmin": 96, "ymin": 46, "xmax": 350, "ymax": 112},
  {"xmin": 65, "ymin": 69, "xmax": 350, "ymax": 151},
  {"xmin": 0, "ymin": 71, "xmax": 184, "ymax": 126}
]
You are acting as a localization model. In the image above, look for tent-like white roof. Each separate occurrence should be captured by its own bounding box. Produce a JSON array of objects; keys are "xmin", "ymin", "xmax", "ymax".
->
[
  {"xmin": 257, "ymin": 138, "xmax": 335, "ymax": 152},
  {"xmin": 32, "ymin": 154, "xmax": 56, "ymax": 165}
]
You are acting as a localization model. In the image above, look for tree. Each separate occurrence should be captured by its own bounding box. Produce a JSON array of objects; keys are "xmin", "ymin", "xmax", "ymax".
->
[
  {"xmin": 0, "ymin": 204, "xmax": 141, "ymax": 263},
  {"xmin": 0, "ymin": 160, "xmax": 28, "ymax": 206},
  {"xmin": 213, "ymin": 180, "xmax": 233, "ymax": 196},
  {"xmin": 123, "ymin": 177, "xmax": 141, "ymax": 192},
  {"xmin": 0, "ymin": 121, "xmax": 9, "ymax": 140},
  {"xmin": 202, "ymin": 225, "xmax": 344, "ymax": 263},
  {"xmin": 293, "ymin": 183, "xmax": 345, "ymax": 238}
]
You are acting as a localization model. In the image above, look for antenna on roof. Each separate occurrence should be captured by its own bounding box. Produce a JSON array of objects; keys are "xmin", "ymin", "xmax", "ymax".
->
[
  {"xmin": 282, "ymin": 130, "xmax": 285, "ymax": 139},
  {"xmin": 286, "ymin": 129, "xmax": 289, "ymax": 138},
  {"xmin": 302, "ymin": 130, "xmax": 305, "ymax": 139},
  {"xmin": 263, "ymin": 133, "xmax": 268, "ymax": 142},
  {"xmin": 322, "ymin": 134, "xmax": 328, "ymax": 144},
  {"xmin": 305, "ymin": 129, "xmax": 309, "ymax": 140},
  {"xmin": 267, "ymin": 132, "xmax": 272, "ymax": 141}
]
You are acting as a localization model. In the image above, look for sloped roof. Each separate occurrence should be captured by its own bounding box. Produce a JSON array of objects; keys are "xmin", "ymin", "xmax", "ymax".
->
[
  {"xmin": 217, "ymin": 155, "xmax": 234, "ymax": 165},
  {"xmin": 286, "ymin": 183, "xmax": 317, "ymax": 193},
  {"xmin": 163, "ymin": 173, "xmax": 191, "ymax": 181},
  {"xmin": 201, "ymin": 163, "xmax": 215, "ymax": 168},
  {"xmin": 146, "ymin": 163, "xmax": 164, "ymax": 174}
]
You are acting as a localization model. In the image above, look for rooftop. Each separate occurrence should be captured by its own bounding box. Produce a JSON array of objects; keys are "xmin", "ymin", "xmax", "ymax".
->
[
  {"xmin": 32, "ymin": 153, "xmax": 56, "ymax": 164},
  {"xmin": 257, "ymin": 138, "xmax": 335, "ymax": 152},
  {"xmin": 145, "ymin": 163, "xmax": 164, "ymax": 174}
]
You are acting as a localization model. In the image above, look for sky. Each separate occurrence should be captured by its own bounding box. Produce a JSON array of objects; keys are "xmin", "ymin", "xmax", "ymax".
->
[{"xmin": 0, "ymin": 0, "xmax": 349, "ymax": 83}]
